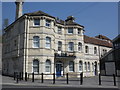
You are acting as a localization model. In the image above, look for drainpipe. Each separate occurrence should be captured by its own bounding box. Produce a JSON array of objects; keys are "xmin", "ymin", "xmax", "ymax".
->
[{"xmin": 24, "ymin": 15, "xmax": 28, "ymax": 73}]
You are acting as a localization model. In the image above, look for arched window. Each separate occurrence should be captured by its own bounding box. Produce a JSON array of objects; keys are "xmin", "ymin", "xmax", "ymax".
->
[
  {"xmin": 69, "ymin": 61, "xmax": 74, "ymax": 72},
  {"xmin": 88, "ymin": 62, "xmax": 90, "ymax": 71},
  {"xmin": 79, "ymin": 61, "xmax": 83, "ymax": 72},
  {"xmin": 46, "ymin": 37, "xmax": 51, "ymax": 49},
  {"xmin": 33, "ymin": 59, "xmax": 39, "ymax": 73},
  {"xmin": 33, "ymin": 36, "xmax": 40, "ymax": 48},
  {"xmin": 78, "ymin": 42, "xmax": 82, "ymax": 51},
  {"xmin": 68, "ymin": 42, "xmax": 74, "ymax": 51},
  {"xmin": 58, "ymin": 41, "xmax": 62, "ymax": 51},
  {"xmin": 85, "ymin": 46, "xmax": 89, "ymax": 53},
  {"xmin": 45, "ymin": 60, "xmax": 51, "ymax": 72},
  {"xmin": 84, "ymin": 62, "xmax": 87, "ymax": 71},
  {"xmin": 92, "ymin": 63, "xmax": 94, "ymax": 71},
  {"xmin": 94, "ymin": 47, "xmax": 97, "ymax": 54}
]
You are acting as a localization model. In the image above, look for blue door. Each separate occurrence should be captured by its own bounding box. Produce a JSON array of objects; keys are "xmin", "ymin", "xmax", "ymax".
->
[{"xmin": 56, "ymin": 64, "xmax": 62, "ymax": 77}]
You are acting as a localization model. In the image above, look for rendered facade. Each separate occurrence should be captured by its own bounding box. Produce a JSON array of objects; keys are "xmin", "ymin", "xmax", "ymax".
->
[{"xmin": 2, "ymin": 1, "xmax": 113, "ymax": 78}]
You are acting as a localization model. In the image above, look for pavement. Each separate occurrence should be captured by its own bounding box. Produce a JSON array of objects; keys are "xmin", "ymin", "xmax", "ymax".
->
[{"xmin": 1, "ymin": 74, "xmax": 120, "ymax": 90}]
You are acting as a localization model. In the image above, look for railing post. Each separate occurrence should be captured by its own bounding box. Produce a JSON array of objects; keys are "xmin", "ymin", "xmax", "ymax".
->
[
  {"xmin": 66, "ymin": 73, "xmax": 69, "ymax": 84},
  {"xmin": 25, "ymin": 72, "xmax": 27, "ymax": 81},
  {"xmin": 113, "ymin": 74, "xmax": 116, "ymax": 86},
  {"xmin": 80, "ymin": 72, "xmax": 83, "ymax": 85},
  {"xmin": 99, "ymin": 73, "xmax": 101, "ymax": 85},
  {"xmin": 14, "ymin": 72, "xmax": 16, "ymax": 80},
  {"xmin": 32, "ymin": 72, "xmax": 34, "ymax": 82},
  {"xmin": 41, "ymin": 73, "xmax": 44, "ymax": 83},
  {"xmin": 16, "ymin": 74, "xmax": 19, "ymax": 83},
  {"xmin": 53, "ymin": 73, "xmax": 55, "ymax": 84}
]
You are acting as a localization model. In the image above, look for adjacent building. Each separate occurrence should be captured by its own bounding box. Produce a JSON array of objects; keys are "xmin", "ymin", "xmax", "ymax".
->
[
  {"xmin": 100, "ymin": 34, "xmax": 120, "ymax": 76},
  {"xmin": 2, "ymin": 1, "xmax": 112, "ymax": 78}
]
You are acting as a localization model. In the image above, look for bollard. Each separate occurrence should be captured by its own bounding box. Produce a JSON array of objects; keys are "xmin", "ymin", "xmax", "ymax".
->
[
  {"xmin": 21, "ymin": 72, "xmax": 23, "ymax": 80},
  {"xmin": 16, "ymin": 74, "xmax": 19, "ymax": 83},
  {"xmin": 53, "ymin": 73, "xmax": 55, "ymax": 84},
  {"xmin": 32, "ymin": 72, "xmax": 34, "ymax": 82},
  {"xmin": 41, "ymin": 73, "xmax": 44, "ymax": 83},
  {"xmin": 80, "ymin": 72, "xmax": 83, "ymax": 85},
  {"xmin": 19, "ymin": 72, "xmax": 21, "ymax": 81},
  {"xmin": 25, "ymin": 72, "xmax": 27, "ymax": 81},
  {"xmin": 113, "ymin": 74, "xmax": 116, "ymax": 86},
  {"xmin": 14, "ymin": 72, "xmax": 16, "ymax": 80},
  {"xmin": 99, "ymin": 73, "xmax": 101, "ymax": 85},
  {"xmin": 66, "ymin": 73, "xmax": 69, "ymax": 84}
]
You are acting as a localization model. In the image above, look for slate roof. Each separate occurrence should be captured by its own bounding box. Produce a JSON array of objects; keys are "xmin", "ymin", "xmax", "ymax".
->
[
  {"xmin": 25, "ymin": 10, "xmax": 84, "ymax": 27},
  {"xmin": 84, "ymin": 35, "xmax": 113, "ymax": 48},
  {"xmin": 95, "ymin": 35, "xmax": 111, "ymax": 41},
  {"xmin": 25, "ymin": 11, "xmax": 55, "ymax": 19}
]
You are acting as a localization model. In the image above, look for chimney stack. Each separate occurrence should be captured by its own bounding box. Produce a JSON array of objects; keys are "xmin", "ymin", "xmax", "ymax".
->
[{"xmin": 15, "ymin": 0, "xmax": 24, "ymax": 20}]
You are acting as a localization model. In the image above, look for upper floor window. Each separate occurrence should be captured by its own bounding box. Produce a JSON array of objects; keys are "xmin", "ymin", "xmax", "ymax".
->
[
  {"xmin": 33, "ymin": 59, "xmax": 39, "ymax": 73},
  {"xmin": 69, "ymin": 61, "xmax": 74, "ymax": 72},
  {"xmin": 78, "ymin": 42, "xmax": 82, "ymax": 51},
  {"xmin": 85, "ymin": 46, "xmax": 89, "ymax": 53},
  {"xmin": 58, "ymin": 41, "xmax": 62, "ymax": 51},
  {"xmin": 94, "ymin": 47, "xmax": 97, "ymax": 54},
  {"xmin": 46, "ymin": 37, "xmax": 51, "ymax": 49},
  {"xmin": 46, "ymin": 20, "xmax": 51, "ymax": 27},
  {"xmin": 34, "ymin": 19, "xmax": 40, "ymax": 26},
  {"xmin": 58, "ymin": 27, "xmax": 62, "ymax": 34},
  {"xmin": 68, "ymin": 42, "xmax": 74, "ymax": 51},
  {"xmin": 68, "ymin": 28, "xmax": 73, "ymax": 34},
  {"xmin": 33, "ymin": 36, "xmax": 40, "ymax": 48},
  {"xmin": 78, "ymin": 28, "xmax": 81, "ymax": 34}
]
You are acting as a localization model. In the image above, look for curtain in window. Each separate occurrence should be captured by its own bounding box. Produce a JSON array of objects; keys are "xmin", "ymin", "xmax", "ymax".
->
[{"xmin": 69, "ymin": 61, "xmax": 74, "ymax": 72}]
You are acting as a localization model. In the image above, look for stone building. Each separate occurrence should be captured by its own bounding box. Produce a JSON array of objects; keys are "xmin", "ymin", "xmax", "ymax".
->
[{"xmin": 2, "ymin": 1, "xmax": 112, "ymax": 78}]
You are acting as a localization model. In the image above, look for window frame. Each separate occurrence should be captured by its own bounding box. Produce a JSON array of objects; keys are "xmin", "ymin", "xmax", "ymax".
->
[
  {"xmin": 68, "ymin": 27, "xmax": 73, "ymax": 34},
  {"xmin": 33, "ymin": 60, "xmax": 39, "ymax": 73},
  {"xmin": 69, "ymin": 61, "xmax": 74, "ymax": 72},
  {"xmin": 45, "ymin": 37, "xmax": 51, "ymax": 49},
  {"xmin": 79, "ymin": 61, "xmax": 83, "ymax": 72},
  {"xmin": 46, "ymin": 19, "xmax": 51, "ymax": 27},
  {"xmin": 45, "ymin": 60, "xmax": 51, "ymax": 73},
  {"xmin": 33, "ymin": 36, "xmax": 40, "ymax": 48},
  {"xmin": 68, "ymin": 42, "xmax": 74, "ymax": 51},
  {"xmin": 34, "ymin": 19, "xmax": 40, "ymax": 26},
  {"xmin": 58, "ymin": 41, "xmax": 62, "ymax": 51}
]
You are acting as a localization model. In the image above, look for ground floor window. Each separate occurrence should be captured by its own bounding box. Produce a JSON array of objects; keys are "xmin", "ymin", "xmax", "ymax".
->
[
  {"xmin": 84, "ymin": 62, "xmax": 87, "ymax": 71},
  {"xmin": 69, "ymin": 61, "xmax": 74, "ymax": 72},
  {"xmin": 33, "ymin": 59, "xmax": 39, "ymax": 73},
  {"xmin": 79, "ymin": 61, "xmax": 83, "ymax": 72},
  {"xmin": 45, "ymin": 59, "xmax": 51, "ymax": 73}
]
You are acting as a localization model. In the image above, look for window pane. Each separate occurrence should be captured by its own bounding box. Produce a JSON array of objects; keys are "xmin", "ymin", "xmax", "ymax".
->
[
  {"xmin": 33, "ymin": 60, "xmax": 39, "ymax": 73},
  {"xmin": 46, "ymin": 37, "xmax": 51, "ymax": 48},
  {"xmin": 33, "ymin": 36, "xmax": 39, "ymax": 48},
  {"xmin": 34, "ymin": 19, "xmax": 40, "ymax": 26},
  {"xmin": 46, "ymin": 20, "xmax": 51, "ymax": 27},
  {"xmin": 79, "ymin": 61, "xmax": 83, "ymax": 71},
  {"xmin": 69, "ymin": 61, "xmax": 74, "ymax": 72},
  {"xmin": 68, "ymin": 28, "xmax": 73, "ymax": 34},
  {"xmin": 45, "ymin": 60, "xmax": 51, "ymax": 72},
  {"xmin": 68, "ymin": 42, "xmax": 74, "ymax": 51}
]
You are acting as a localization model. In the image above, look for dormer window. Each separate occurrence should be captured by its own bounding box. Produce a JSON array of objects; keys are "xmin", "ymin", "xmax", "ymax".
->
[
  {"xmin": 68, "ymin": 27, "xmax": 73, "ymax": 34},
  {"xmin": 46, "ymin": 20, "xmax": 51, "ymax": 27},
  {"xmin": 34, "ymin": 19, "xmax": 40, "ymax": 26}
]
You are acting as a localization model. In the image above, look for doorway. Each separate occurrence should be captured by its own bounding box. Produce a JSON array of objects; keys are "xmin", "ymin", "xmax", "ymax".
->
[{"xmin": 56, "ymin": 61, "xmax": 63, "ymax": 77}]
